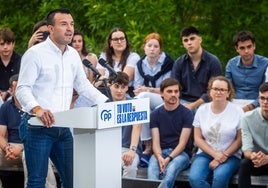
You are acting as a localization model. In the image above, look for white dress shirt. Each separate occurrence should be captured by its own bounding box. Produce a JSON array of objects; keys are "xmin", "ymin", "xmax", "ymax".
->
[{"xmin": 16, "ymin": 37, "xmax": 108, "ymax": 113}]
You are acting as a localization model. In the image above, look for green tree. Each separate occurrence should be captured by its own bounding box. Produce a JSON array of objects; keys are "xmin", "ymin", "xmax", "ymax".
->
[{"xmin": 1, "ymin": 0, "xmax": 268, "ymax": 72}]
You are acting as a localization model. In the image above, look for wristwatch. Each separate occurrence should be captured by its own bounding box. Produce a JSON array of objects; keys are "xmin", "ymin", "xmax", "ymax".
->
[
  {"xmin": 130, "ymin": 146, "xmax": 137, "ymax": 152},
  {"xmin": 167, "ymin": 155, "xmax": 173, "ymax": 161}
]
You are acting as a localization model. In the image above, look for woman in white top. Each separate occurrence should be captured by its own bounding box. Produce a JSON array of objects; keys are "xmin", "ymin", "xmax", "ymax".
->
[
  {"xmin": 97, "ymin": 28, "xmax": 140, "ymax": 97},
  {"xmin": 189, "ymin": 76, "xmax": 244, "ymax": 188}
]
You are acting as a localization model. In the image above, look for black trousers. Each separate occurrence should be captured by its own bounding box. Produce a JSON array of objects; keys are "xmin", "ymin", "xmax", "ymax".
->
[{"xmin": 238, "ymin": 158, "xmax": 268, "ymax": 188}]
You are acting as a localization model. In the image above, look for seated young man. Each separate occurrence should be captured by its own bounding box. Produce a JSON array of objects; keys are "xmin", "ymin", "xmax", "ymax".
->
[
  {"xmin": 147, "ymin": 78, "xmax": 194, "ymax": 188},
  {"xmin": 109, "ymin": 71, "xmax": 142, "ymax": 177},
  {"xmin": 239, "ymin": 82, "xmax": 268, "ymax": 187}
]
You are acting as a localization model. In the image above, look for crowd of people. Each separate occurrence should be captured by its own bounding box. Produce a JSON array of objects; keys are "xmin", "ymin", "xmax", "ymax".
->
[{"xmin": 0, "ymin": 7, "xmax": 268, "ymax": 188}]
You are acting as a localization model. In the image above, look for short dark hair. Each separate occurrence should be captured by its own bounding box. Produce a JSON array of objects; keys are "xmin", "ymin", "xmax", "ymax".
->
[
  {"xmin": 9, "ymin": 74, "xmax": 19, "ymax": 87},
  {"xmin": 0, "ymin": 27, "xmax": 15, "ymax": 43},
  {"xmin": 233, "ymin": 30, "xmax": 255, "ymax": 47},
  {"xmin": 32, "ymin": 20, "xmax": 47, "ymax": 34},
  {"xmin": 46, "ymin": 8, "xmax": 71, "ymax": 26},
  {"xmin": 109, "ymin": 71, "xmax": 129, "ymax": 85},
  {"xmin": 259, "ymin": 82, "xmax": 268, "ymax": 93},
  {"xmin": 160, "ymin": 78, "xmax": 181, "ymax": 92},
  {"xmin": 180, "ymin": 26, "xmax": 200, "ymax": 37}
]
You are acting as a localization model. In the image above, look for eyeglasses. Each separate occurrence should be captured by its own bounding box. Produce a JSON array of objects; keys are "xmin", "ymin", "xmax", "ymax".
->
[
  {"xmin": 111, "ymin": 37, "xmax": 126, "ymax": 42},
  {"xmin": 259, "ymin": 96, "xmax": 268, "ymax": 102},
  {"xmin": 211, "ymin": 87, "xmax": 228, "ymax": 93}
]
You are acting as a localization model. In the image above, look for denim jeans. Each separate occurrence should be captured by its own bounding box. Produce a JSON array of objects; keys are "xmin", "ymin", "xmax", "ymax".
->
[
  {"xmin": 147, "ymin": 148, "xmax": 189, "ymax": 188},
  {"xmin": 189, "ymin": 152, "xmax": 240, "ymax": 188},
  {"xmin": 19, "ymin": 113, "xmax": 73, "ymax": 188},
  {"xmin": 238, "ymin": 158, "xmax": 268, "ymax": 188}
]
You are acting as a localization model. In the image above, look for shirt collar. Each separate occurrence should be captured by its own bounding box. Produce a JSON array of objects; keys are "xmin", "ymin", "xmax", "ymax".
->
[
  {"xmin": 237, "ymin": 55, "xmax": 257, "ymax": 68},
  {"xmin": 257, "ymin": 107, "xmax": 267, "ymax": 122},
  {"xmin": 185, "ymin": 49, "xmax": 206, "ymax": 63},
  {"xmin": 46, "ymin": 37, "xmax": 70, "ymax": 54},
  {"xmin": 144, "ymin": 52, "xmax": 166, "ymax": 65}
]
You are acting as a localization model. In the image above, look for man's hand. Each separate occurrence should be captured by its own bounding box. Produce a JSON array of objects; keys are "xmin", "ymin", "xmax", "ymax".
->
[
  {"xmin": 122, "ymin": 150, "xmax": 135, "ymax": 166},
  {"xmin": 157, "ymin": 156, "xmax": 166, "ymax": 175},
  {"xmin": 251, "ymin": 151, "xmax": 268, "ymax": 168},
  {"xmin": 35, "ymin": 108, "xmax": 55, "ymax": 127},
  {"xmin": 5, "ymin": 145, "xmax": 22, "ymax": 160}
]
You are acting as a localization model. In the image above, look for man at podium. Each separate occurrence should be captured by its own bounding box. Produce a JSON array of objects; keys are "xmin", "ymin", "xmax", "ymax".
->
[
  {"xmin": 109, "ymin": 71, "xmax": 142, "ymax": 178},
  {"xmin": 15, "ymin": 8, "xmax": 108, "ymax": 188}
]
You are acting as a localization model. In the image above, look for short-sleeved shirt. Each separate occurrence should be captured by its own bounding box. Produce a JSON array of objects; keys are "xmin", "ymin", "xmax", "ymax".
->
[
  {"xmin": 193, "ymin": 102, "xmax": 244, "ymax": 158},
  {"xmin": 150, "ymin": 104, "xmax": 194, "ymax": 157},
  {"xmin": 0, "ymin": 51, "xmax": 21, "ymax": 91},
  {"xmin": 171, "ymin": 50, "xmax": 222, "ymax": 102},
  {"xmin": 0, "ymin": 98, "xmax": 22, "ymax": 143}
]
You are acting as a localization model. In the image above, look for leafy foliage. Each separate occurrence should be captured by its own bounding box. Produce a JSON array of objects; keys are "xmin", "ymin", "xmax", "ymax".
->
[{"xmin": 1, "ymin": 0, "xmax": 268, "ymax": 72}]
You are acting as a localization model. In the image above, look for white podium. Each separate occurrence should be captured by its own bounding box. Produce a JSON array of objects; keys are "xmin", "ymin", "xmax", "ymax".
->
[{"xmin": 29, "ymin": 98, "xmax": 150, "ymax": 188}]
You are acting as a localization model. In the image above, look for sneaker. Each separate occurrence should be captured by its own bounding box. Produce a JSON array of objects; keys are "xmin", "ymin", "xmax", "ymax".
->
[{"xmin": 139, "ymin": 153, "xmax": 151, "ymax": 168}]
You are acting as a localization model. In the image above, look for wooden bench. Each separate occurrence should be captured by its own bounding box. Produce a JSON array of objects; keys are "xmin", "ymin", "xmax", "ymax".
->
[{"xmin": 136, "ymin": 167, "xmax": 268, "ymax": 187}]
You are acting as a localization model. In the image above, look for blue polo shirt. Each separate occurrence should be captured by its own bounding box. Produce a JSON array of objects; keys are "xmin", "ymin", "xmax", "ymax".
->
[
  {"xmin": 0, "ymin": 98, "xmax": 22, "ymax": 143},
  {"xmin": 171, "ymin": 49, "xmax": 222, "ymax": 102},
  {"xmin": 225, "ymin": 54, "xmax": 268, "ymax": 107}
]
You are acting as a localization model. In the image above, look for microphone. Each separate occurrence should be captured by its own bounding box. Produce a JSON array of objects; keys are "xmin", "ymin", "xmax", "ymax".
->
[
  {"xmin": 82, "ymin": 59, "xmax": 101, "ymax": 79},
  {"xmin": 98, "ymin": 58, "xmax": 117, "ymax": 81}
]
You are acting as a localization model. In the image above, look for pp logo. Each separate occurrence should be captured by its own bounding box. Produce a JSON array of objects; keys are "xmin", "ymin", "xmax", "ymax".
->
[{"xmin": 100, "ymin": 109, "xmax": 112, "ymax": 121}]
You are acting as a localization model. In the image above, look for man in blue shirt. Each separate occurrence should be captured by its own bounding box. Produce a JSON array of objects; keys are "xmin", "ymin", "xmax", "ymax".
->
[
  {"xmin": 225, "ymin": 30, "xmax": 268, "ymax": 112},
  {"xmin": 171, "ymin": 26, "xmax": 222, "ymax": 111}
]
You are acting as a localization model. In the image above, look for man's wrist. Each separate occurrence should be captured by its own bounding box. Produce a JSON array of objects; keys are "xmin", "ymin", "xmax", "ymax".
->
[
  {"xmin": 247, "ymin": 104, "xmax": 254, "ymax": 111},
  {"xmin": 31, "ymin": 106, "xmax": 42, "ymax": 114},
  {"xmin": 155, "ymin": 153, "xmax": 162, "ymax": 159},
  {"xmin": 2, "ymin": 143, "xmax": 10, "ymax": 152},
  {"xmin": 167, "ymin": 155, "xmax": 173, "ymax": 161},
  {"xmin": 130, "ymin": 146, "xmax": 137, "ymax": 152}
]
